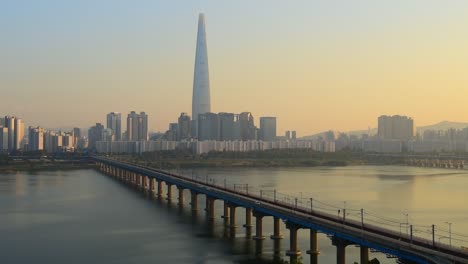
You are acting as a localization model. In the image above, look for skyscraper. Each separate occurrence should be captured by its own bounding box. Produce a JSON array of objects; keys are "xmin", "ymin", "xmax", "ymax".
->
[
  {"xmin": 192, "ymin": 13, "xmax": 211, "ymax": 137},
  {"xmin": 198, "ymin": 113, "xmax": 219, "ymax": 141},
  {"xmin": 238, "ymin": 112, "xmax": 256, "ymax": 140},
  {"xmin": 5, "ymin": 116, "xmax": 15, "ymax": 150},
  {"xmin": 219, "ymin": 113, "xmax": 238, "ymax": 141},
  {"xmin": 106, "ymin": 112, "xmax": 121, "ymax": 140},
  {"xmin": 259, "ymin": 117, "xmax": 277, "ymax": 141},
  {"xmin": 0, "ymin": 127, "xmax": 8, "ymax": 151},
  {"xmin": 139, "ymin": 112, "xmax": 148, "ymax": 141},
  {"xmin": 378, "ymin": 115, "xmax": 414, "ymax": 140},
  {"xmin": 126, "ymin": 111, "xmax": 148, "ymax": 141},
  {"xmin": 14, "ymin": 118, "xmax": 24, "ymax": 150},
  {"xmin": 28, "ymin": 126, "xmax": 45, "ymax": 151},
  {"xmin": 177, "ymin": 113, "xmax": 191, "ymax": 141},
  {"xmin": 88, "ymin": 123, "xmax": 104, "ymax": 150}
]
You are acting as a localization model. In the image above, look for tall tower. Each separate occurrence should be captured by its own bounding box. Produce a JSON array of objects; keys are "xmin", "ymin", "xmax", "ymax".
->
[
  {"xmin": 106, "ymin": 112, "xmax": 121, "ymax": 141},
  {"xmin": 192, "ymin": 13, "xmax": 211, "ymax": 137}
]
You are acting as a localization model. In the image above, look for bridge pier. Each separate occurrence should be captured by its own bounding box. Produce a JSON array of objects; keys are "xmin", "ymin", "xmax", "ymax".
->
[
  {"xmin": 133, "ymin": 172, "xmax": 138, "ymax": 188},
  {"xmin": 157, "ymin": 180, "xmax": 163, "ymax": 197},
  {"xmin": 360, "ymin": 246, "xmax": 369, "ymax": 264},
  {"xmin": 222, "ymin": 201, "xmax": 230, "ymax": 225},
  {"xmin": 190, "ymin": 191, "xmax": 198, "ymax": 211},
  {"xmin": 286, "ymin": 222, "xmax": 302, "ymax": 263},
  {"xmin": 306, "ymin": 229, "xmax": 319, "ymax": 264},
  {"xmin": 243, "ymin": 207, "xmax": 253, "ymax": 228},
  {"xmin": 142, "ymin": 176, "xmax": 146, "ymax": 190},
  {"xmin": 149, "ymin": 178, "xmax": 155, "ymax": 194},
  {"xmin": 206, "ymin": 197, "xmax": 215, "ymax": 219},
  {"xmin": 331, "ymin": 236, "xmax": 353, "ymax": 264},
  {"xmin": 271, "ymin": 217, "xmax": 283, "ymax": 239},
  {"xmin": 166, "ymin": 183, "xmax": 172, "ymax": 201},
  {"xmin": 178, "ymin": 187, "xmax": 184, "ymax": 206},
  {"xmin": 229, "ymin": 204, "xmax": 237, "ymax": 228},
  {"xmin": 253, "ymin": 212, "xmax": 265, "ymax": 240}
]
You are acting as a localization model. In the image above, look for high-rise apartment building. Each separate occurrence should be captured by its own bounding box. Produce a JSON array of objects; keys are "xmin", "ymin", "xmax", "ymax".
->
[
  {"xmin": 219, "ymin": 113, "xmax": 238, "ymax": 141},
  {"xmin": 106, "ymin": 112, "xmax": 122, "ymax": 140},
  {"xmin": 126, "ymin": 111, "xmax": 148, "ymax": 141},
  {"xmin": 28, "ymin": 126, "xmax": 45, "ymax": 151},
  {"xmin": 198, "ymin": 112, "xmax": 219, "ymax": 141},
  {"xmin": 5, "ymin": 116, "xmax": 15, "ymax": 150},
  {"xmin": 238, "ymin": 112, "xmax": 256, "ymax": 140},
  {"xmin": 285, "ymin": 131, "xmax": 291, "ymax": 140},
  {"xmin": 177, "ymin": 113, "xmax": 191, "ymax": 141},
  {"xmin": 192, "ymin": 14, "xmax": 211, "ymax": 137},
  {"xmin": 4, "ymin": 116, "xmax": 24, "ymax": 151},
  {"xmin": 88, "ymin": 123, "xmax": 104, "ymax": 150},
  {"xmin": 14, "ymin": 118, "xmax": 24, "ymax": 150},
  {"xmin": 0, "ymin": 127, "xmax": 8, "ymax": 151},
  {"xmin": 378, "ymin": 115, "xmax": 414, "ymax": 140},
  {"xmin": 291, "ymin": 131, "xmax": 297, "ymax": 140},
  {"xmin": 259, "ymin": 117, "xmax": 277, "ymax": 141},
  {"xmin": 139, "ymin": 112, "xmax": 148, "ymax": 141}
]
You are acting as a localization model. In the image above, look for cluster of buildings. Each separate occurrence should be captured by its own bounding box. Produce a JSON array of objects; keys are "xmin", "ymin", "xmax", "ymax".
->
[
  {"xmin": 0, "ymin": 116, "xmax": 24, "ymax": 152},
  {"xmin": 28, "ymin": 127, "xmax": 82, "ymax": 153},
  {"xmin": 94, "ymin": 110, "xmax": 310, "ymax": 154},
  {"xmin": 89, "ymin": 111, "xmax": 149, "ymax": 150},
  {"xmin": 95, "ymin": 136, "xmax": 334, "ymax": 155},
  {"xmin": 0, "ymin": 115, "xmax": 85, "ymax": 154},
  {"xmin": 332, "ymin": 115, "xmax": 468, "ymax": 153}
]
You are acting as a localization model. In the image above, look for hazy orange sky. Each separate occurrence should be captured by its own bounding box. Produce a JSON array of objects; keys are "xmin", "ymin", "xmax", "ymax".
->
[{"xmin": 2, "ymin": 1, "xmax": 468, "ymax": 136}]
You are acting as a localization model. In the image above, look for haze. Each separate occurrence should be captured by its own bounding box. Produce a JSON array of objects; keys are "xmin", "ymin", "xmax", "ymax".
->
[{"xmin": 2, "ymin": 0, "xmax": 468, "ymax": 135}]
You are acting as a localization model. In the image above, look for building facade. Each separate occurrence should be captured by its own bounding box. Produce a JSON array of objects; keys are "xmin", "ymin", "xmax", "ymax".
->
[
  {"xmin": 106, "ymin": 112, "xmax": 122, "ymax": 140},
  {"xmin": 259, "ymin": 117, "xmax": 277, "ymax": 141}
]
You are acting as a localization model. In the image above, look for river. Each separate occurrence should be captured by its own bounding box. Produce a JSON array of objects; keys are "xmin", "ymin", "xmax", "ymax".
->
[{"xmin": 0, "ymin": 165, "xmax": 467, "ymax": 263}]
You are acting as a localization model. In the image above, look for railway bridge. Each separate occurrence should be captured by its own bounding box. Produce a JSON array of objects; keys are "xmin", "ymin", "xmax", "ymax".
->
[{"xmin": 91, "ymin": 156, "xmax": 468, "ymax": 264}]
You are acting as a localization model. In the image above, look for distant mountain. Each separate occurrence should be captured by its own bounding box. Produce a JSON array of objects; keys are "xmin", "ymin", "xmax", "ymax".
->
[{"xmin": 416, "ymin": 121, "xmax": 468, "ymax": 132}]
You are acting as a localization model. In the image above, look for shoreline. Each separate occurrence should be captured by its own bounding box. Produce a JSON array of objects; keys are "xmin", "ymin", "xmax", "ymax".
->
[{"xmin": 0, "ymin": 162, "xmax": 95, "ymax": 173}]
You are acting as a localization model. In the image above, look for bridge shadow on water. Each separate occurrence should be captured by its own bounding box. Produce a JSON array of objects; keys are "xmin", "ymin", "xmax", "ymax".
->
[{"xmin": 114, "ymin": 179, "xmax": 295, "ymax": 264}]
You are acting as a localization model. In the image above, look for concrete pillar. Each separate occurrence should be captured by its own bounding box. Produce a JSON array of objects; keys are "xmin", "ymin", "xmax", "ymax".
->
[
  {"xmin": 243, "ymin": 207, "xmax": 253, "ymax": 228},
  {"xmin": 271, "ymin": 217, "xmax": 283, "ymax": 239},
  {"xmin": 157, "ymin": 180, "xmax": 163, "ymax": 197},
  {"xmin": 229, "ymin": 205, "xmax": 237, "ymax": 228},
  {"xmin": 306, "ymin": 229, "xmax": 319, "ymax": 264},
  {"xmin": 166, "ymin": 183, "xmax": 172, "ymax": 201},
  {"xmin": 253, "ymin": 212, "xmax": 265, "ymax": 240},
  {"xmin": 222, "ymin": 201, "xmax": 230, "ymax": 220},
  {"xmin": 331, "ymin": 236, "xmax": 352, "ymax": 264},
  {"xmin": 207, "ymin": 197, "xmax": 215, "ymax": 219},
  {"xmin": 360, "ymin": 246, "xmax": 369, "ymax": 264},
  {"xmin": 286, "ymin": 222, "xmax": 302, "ymax": 263},
  {"xmin": 337, "ymin": 245, "xmax": 345, "ymax": 264},
  {"xmin": 178, "ymin": 187, "xmax": 184, "ymax": 206},
  {"xmin": 190, "ymin": 191, "xmax": 198, "ymax": 211},
  {"xmin": 150, "ymin": 178, "xmax": 155, "ymax": 193}
]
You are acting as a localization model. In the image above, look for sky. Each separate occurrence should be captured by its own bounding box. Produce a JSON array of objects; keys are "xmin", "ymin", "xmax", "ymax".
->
[{"xmin": 1, "ymin": 0, "xmax": 468, "ymax": 136}]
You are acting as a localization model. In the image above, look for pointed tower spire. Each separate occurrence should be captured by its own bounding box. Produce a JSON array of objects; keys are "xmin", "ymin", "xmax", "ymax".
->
[{"xmin": 192, "ymin": 13, "xmax": 211, "ymax": 137}]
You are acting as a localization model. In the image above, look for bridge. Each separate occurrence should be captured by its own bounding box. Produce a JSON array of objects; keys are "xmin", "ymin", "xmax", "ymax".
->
[{"xmin": 90, "ymin": 156, "xmax": 468, "ymax": 264}]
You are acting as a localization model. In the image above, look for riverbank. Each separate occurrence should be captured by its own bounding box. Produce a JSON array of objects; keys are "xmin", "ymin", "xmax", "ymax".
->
[
  {"xmin": 114, "ymin": 149, "xmax": 375, "ymax": 169},
  {"xmin": 0, "ymin": 161, "xmax": 94, "ymax": 173}
]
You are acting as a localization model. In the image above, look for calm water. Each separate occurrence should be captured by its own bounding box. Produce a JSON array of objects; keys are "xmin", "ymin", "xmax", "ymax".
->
[{"xmin": 1, "ymin": 166, "xmax": 467, "ymax": 264}]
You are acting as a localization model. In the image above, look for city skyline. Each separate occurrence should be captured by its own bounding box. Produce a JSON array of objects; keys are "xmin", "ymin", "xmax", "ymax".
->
[{"xmin": 2, "ymin": 1, "xmax": 468, "ymax": 135}]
